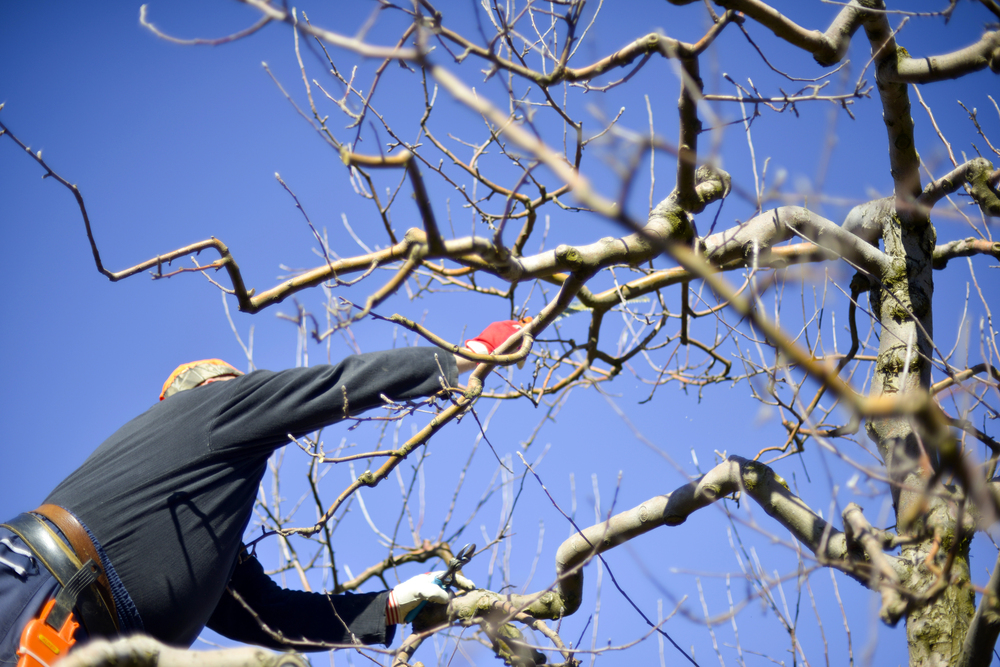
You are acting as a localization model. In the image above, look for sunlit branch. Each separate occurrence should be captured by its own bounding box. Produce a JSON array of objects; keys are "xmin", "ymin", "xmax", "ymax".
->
[
  {"xmin": 958, "ymin": 552, "xmax": 1000, "ymax": 667},
  {"xmin": 419, "ymin": 456, "xmax": 903, "ymax": 626},
  {"xmin": 675, "ymin": 56, "xmax": 703, "ymax": 211},
  {"xmin": 878, "ymin": 31, "xmax": 1000, "ymax": 84},
  {"xmin": 932, "ymin": 237, "xmax": 1000, "ymax": 269},
  {"xmin": 237, "ymin": 0, "xmax": 419, "ymax": 60},
  {"xmin": 701, "ymin": 88, "xmax": 870, "ymax": 106},
  {"xmin": 703, "ymin": 206, "xmax": 890, "ymax": 275},
  {"xmin": 664, "ymin": 0, "xmax": 868, "ymax": 67},
  {"xmin": 932, "ymin": 363, "xmax": 1000, "ymax": 394},
  {"xmin": 59, "ymin": 637, "xmax": 311, "ymax": 667},
  {"xmin": 860, "ymin": 3, "xmax": 922, "ymax": 203},
  {"xmin": 842, "ymin": 503, "xmax": 907, "ymax": 623},
  {"xmin": 430, "ymin": 13, "xmax": 738, "ymax": 87},
  {"xmin": 140, "ymin": 4, "xmax": 272, "ymax": 45},
  {"xmin": 7, "ymin": 102, "xmax": 963, "ymax": 440},
  {"xmin": 917, "ymin": 157, "xmax": 1000, "ymax": 217}
]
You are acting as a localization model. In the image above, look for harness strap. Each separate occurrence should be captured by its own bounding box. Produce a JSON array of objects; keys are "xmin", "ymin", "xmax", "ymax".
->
[
  {"xmin": 46, "ymin": 559, "xmax": 101, "ymax": 631},
  {"xmin": 33, "ymin": 505, "xmax": 119, "ymax": 627}
]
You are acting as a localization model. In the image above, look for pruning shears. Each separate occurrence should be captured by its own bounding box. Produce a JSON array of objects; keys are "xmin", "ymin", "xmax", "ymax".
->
[{"xmin": 404, "ymin": 543, "xmax": 476, "ymax": 623}]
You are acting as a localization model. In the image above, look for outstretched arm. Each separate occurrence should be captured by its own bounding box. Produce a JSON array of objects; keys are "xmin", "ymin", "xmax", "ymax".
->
[
  {"xmin": 207, "ymin": 552, "xmax": 452, "ymax": 651},
  {"xmin": 206, "ymin": 552, "xmax": 395, "ymax": 650}
]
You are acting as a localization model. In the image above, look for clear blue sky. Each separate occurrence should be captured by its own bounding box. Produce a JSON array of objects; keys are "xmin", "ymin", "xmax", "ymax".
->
[{"xmin": 2, "ymin": 2, "xmax": 998, "ymax": 665}]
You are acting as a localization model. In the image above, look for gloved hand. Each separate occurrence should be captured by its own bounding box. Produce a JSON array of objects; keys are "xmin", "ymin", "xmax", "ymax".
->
[
  {"xmin": 385, "ymin": 571, "xmax": 450, "ymax": 625},
  {"xmin": 465, "ymin": 318, "xmax": 531, "ymax": 355}
]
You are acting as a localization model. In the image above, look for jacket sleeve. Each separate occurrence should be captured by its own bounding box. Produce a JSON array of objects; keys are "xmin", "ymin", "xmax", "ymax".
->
[
  {"xmin": 210, "ymin": 347, "xmax": 458, "ymax": 452},
  {"xmin": 205, "ymin": 552, "xmax": 397, "ymax": 650}
]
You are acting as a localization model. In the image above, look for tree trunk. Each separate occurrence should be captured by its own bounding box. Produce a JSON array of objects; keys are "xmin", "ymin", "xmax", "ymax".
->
[{"xmin": 864, "ymin": 194, "xmax": 975, "ymax": 666}]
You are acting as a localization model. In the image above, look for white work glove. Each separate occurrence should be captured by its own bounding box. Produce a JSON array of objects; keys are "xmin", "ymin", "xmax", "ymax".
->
[{"xmin": 385, "ymin": 571, "xmax": 450, "ymax": 625}]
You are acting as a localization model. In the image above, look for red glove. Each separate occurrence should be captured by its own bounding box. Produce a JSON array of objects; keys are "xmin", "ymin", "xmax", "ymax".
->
[{"xmin": 465, "ymin": 318, "xmax": 530, "ymax": 355}]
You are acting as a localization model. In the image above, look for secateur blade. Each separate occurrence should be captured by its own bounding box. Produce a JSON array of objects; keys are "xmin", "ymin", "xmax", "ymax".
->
[{"xmin": 440, "ymin": 543, "xmax": 475, "ymax": 589}]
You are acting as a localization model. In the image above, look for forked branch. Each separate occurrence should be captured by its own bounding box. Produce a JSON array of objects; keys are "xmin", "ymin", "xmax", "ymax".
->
[{"xmin": 419, "ymin": 456, "xmax": 911, "ymax": 629}]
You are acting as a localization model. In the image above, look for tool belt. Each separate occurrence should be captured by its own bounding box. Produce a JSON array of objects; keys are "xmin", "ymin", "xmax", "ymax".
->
[{"xmin": 1, "ymin": 505, "xmax": 119, "ymax": 638}]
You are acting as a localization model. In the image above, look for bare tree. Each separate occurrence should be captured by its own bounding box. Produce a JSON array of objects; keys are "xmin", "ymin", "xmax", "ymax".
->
[{"xmin": 3, "ymin": 1, "xmax": 1000, "ymax": 665}]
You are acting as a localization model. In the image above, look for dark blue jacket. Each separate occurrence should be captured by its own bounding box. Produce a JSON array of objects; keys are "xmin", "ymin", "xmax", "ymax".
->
[{"xmin": 41, "ymin": 347, "xmax": 457, "ymax": 649}]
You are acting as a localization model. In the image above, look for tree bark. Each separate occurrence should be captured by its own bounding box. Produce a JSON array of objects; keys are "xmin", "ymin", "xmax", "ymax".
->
[
  {"xmin": 60, "ymin": 637, "xmax": 309, "ymax": 667},
  {"xmin": 855, "ymin": 3, "xmax": 977, "ymax": 665}
]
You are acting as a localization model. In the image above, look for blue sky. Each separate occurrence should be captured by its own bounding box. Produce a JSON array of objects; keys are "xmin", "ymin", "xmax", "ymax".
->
[{"xmin": 2, "ymin": 2, "xmax": 999, "ymax": 665}]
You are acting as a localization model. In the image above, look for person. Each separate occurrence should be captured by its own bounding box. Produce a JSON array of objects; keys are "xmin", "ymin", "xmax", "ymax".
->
[{"xmin": 0, "ymin": 320, "xmax": 527, "ymax": 663}]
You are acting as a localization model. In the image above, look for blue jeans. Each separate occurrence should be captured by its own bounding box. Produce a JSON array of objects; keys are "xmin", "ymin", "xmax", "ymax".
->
[{"xmin": 0, "ymin": 523, "xmax": 62, "ymax": 666}]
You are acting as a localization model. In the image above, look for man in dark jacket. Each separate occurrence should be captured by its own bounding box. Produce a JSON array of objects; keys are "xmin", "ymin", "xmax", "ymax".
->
[{"xmin": 0, "ymin": 320, "xmax": 526, "ymax": 662}]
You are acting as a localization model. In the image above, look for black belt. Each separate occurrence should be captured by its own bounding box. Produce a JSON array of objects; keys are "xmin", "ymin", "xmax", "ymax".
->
[{"xmin": 1, "ymin": 513, "xmax": 119, "ymax": 637}]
